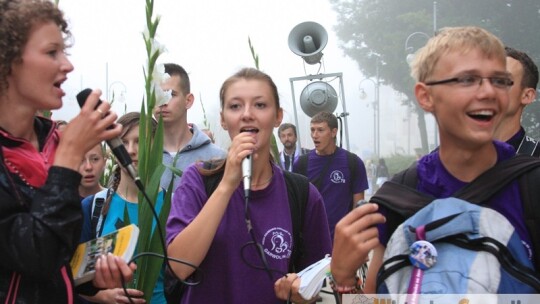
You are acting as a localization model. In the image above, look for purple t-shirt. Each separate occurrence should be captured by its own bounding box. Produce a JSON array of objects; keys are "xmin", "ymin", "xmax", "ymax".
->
[
  {"xmin": 294, "ymin": 147, "xmax": 368, "ymax": 239},
  {"xmin": 166, "ymin": 163, "xmax": 332, "ymax": 304},
  {"xmin": 378, "ymin": 141, "xmax": 533, "ymax": 260}
]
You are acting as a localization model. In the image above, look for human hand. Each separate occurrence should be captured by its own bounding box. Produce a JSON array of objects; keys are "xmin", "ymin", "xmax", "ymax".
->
[
  {"xmin": 93, "ymin": 287, "xmax": 145, "ymax": 304},
  {"xmin": 274, "ymin": 273, "xmax": 314, "ymax": 303},
  {"xmin": 221, "ymin": 131, "xmax": 257, "ymax": 188},
  {"xmin": 331, "ymin": 203, "xmax": 385, "ymax": 285},
  {"xmin": 92, "ymin": 253, "xmax": 137, "ymax": 289},
  {"xmin": 54, "ymin": 89, "xmax": 121, "ymax": 171}
]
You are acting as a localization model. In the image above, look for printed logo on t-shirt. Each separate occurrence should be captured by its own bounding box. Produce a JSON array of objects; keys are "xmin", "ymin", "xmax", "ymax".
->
[
  {"xmin": 262, "ymin": 227, "xmax": 293, "ymax": 260},
  {"xmin": 329, "ymin": 170, "xmax": 346, "ymax": 184}
]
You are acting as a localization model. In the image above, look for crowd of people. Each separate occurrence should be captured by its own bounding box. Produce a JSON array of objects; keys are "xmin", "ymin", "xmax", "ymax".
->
[{"xmin": 2, "ymin": 0, "xmax": 540, "ymax": 303}]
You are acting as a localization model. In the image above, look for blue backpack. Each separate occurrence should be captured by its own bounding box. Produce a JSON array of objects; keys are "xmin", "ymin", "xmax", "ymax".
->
[{"xmin": 371, "ymin": 155, "xmax": 540, "ymax": 294}]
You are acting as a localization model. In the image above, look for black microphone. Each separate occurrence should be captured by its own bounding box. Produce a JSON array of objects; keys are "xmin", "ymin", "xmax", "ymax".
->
[
  {"xmin": 242, "ymin": 154, "xmax": 252, "ymax": 198},
  {"xmin": 76, "ymin": 88, "xmax": 139, "ymax": 182}
]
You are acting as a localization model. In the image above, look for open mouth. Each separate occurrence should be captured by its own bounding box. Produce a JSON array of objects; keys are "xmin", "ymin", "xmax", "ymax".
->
[
  {"xmin": 54, "ymin": 78, "xmax": 65, "ymax": 89},
  {"xmin": 467, "ymin": 110, "xmax": 494, "ymax": 122},
  {"xmin": 240, "ymin": 128, "xmax": 259, "ymax": 134}
]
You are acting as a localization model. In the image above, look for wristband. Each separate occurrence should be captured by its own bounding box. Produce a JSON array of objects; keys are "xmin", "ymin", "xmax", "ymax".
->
[{"xmin": 329, "ymin": 274, "xmax": 363, "ymax": 294}]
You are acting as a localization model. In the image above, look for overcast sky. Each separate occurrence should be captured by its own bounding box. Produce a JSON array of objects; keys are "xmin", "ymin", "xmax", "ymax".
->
[{"xmin": 55, "ymin": 0, "xmax": 408, "ymax": 157}]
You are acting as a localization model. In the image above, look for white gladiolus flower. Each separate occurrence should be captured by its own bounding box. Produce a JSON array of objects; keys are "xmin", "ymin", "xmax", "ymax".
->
[
  {"xmin": 152, "ymin": 63, "xmax": 171, "ymax": 106},
  {"xmin": 155, "ymin": 86, "xmax": 172, "ymax": 107}
]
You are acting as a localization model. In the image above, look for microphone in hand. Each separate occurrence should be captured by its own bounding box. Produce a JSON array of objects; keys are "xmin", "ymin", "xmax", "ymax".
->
[
  {"xmin": 242, "ymin": 154, "xmax": 252, "ymax": 199},
  {"xmin": 76, "ymin": 88, "xmax": 139, "ymax": 182}
]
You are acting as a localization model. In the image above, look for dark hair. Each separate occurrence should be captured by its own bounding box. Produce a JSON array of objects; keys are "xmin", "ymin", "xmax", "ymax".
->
[
  {"xmin": 0, "ymin": 0, "xmax": 70, "ymax": 95},
  {"xmin": 505, "ymin": 46, "xmax": 539, "ymax": 90},
  {"xmin": 164, "ymin": 63, "xmax": 191, "ymax": 95},
  {"xmin": 311, "ymin": 111, "xmax": 338, "ymax": 130},
  {"xmin": 219, "ymin": 67, "xmax": 280, "ymax": 110},
  {"xmin": 278, "ymin": 123, "xmax": 297, "ymax": 137}
]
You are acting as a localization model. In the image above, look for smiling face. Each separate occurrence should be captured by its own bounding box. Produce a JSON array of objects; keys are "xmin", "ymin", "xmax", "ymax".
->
[
  {"xmin": 220, "ymin": 79, "xmax": 283, "ymax": 152},
  {"xmin": 8, "ymin": 21, "xmax": 73, "ymax": 112},
  {"xmin": 416, "ymin": 48, "xmax": 509, "ymax": 149}
]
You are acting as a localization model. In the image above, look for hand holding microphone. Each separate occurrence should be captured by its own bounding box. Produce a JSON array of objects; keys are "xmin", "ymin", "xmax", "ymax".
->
[{"xmin": 76, "ymin": 88, "xmax": 139, "ymax": 182}]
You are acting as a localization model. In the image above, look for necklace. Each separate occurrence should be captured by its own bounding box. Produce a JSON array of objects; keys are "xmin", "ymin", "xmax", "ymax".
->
[{"xmin": 251, "ymin": 167, "xmax": 274, "ymax": 188}]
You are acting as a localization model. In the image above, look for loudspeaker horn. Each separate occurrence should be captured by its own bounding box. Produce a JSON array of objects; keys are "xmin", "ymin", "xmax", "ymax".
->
[
  {"xmin": 299, "ymin": 81, "xmax": 338, "ymax": 117},
  {"xmin": 288, "ymin": 21, "xmax": 328, "ymax": 65}
]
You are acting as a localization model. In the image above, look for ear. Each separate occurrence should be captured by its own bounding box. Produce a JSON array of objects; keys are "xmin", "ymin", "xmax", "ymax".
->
[
  {"xmin": 220, "ymin": 111, "xmax": 227, "ymax": 130},
  {"xmin": 274, "ymin": 108, "xmax": 284, "ymax": 128},
  {"xmin": 331, "ymin": 127, "xmax": 338, "ymax": 139},
  {"xmin": 521, "ymin": 87, "xmax": 537, "ymax": 106},
  {"xmin": 415, "ymin": 82, "xmax": 434, "ymax": 113},
  {"xmin": 185, "ymin": 93, "xmax": 195, "ymax": 110}
]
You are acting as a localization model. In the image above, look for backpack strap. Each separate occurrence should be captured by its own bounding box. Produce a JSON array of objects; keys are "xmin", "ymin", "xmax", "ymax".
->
[
  {"xmin": 453, "ymin": 155, "xmax": 540, "ymax": 203},
  {"xmin": 201, "ymin": 162, "xmax": 309, "ymax": 273},
  {"xmin": 372, "ymin": 155, "xmax": 540, "ymax": 215},
  {"xmin": 518, "ymin": 165, "xmax": 540, "ymax": 269},
  {"xmin": 294, "ymin": 154, "xmax": 308, "ymax": 176},
  {"xmin": 391, "ymin": 161, "xmax": 418, "ymax": 187},
  {"xmin": 346, "ymin": 151, "xmax": 359, "ymax": 210},
  {"xmin": 90, "ymin": 188, "xmax": 111, "ymax": 239},
  {"xmin": 346, "ymin": 151, "xmax": 357, "ymax": 182},
  {"xmin": 282, "ymin": 170, "xmax": 309, "ymax": 272},
  {"xmin": 517, "ymin": 135, "xmax": 540, "ymax": 157}
]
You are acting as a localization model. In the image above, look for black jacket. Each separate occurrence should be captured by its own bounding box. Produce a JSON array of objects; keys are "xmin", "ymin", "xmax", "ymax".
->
[{"xmin": 0, "ymin": 117, "xmax": 83, "ymax": 303}]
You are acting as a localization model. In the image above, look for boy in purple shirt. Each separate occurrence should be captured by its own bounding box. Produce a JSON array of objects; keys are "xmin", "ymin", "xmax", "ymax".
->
[
  {"xmin": 330, "ymin": 26, "xmax": 528, "ymax": 294},
  {"xmin": 293, "ymin": 111, "xmax": 368, "ymax": 240}
]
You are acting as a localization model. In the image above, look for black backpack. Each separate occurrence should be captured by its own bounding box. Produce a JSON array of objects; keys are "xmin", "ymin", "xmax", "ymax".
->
[{"xmin": 164, "ymin": 164, "xmax": 310, "ymax": 303}]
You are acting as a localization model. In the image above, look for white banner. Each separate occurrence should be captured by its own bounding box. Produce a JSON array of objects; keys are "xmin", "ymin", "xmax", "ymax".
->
[{"xmin": 343, "ymin": 294, "xmax": 539, "ymax": 304}]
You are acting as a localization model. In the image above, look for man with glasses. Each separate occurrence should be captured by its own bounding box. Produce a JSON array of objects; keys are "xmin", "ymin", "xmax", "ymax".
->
[
  {"xmin": 328, "ymin": 26, "xmax": 535, "ymax": 294},
  {"xmin": 494, "ymin": 47, "xmax": 540, "ymax": 156},
  {"xmin": 278, "ymin": 123, "xmax": 309, "ymax": 172}
]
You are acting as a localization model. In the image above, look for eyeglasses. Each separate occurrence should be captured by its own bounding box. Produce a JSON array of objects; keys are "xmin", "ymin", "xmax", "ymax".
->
[{"xmin": 424, "ymin": 75, "xmax": 514, "ymax": 90}]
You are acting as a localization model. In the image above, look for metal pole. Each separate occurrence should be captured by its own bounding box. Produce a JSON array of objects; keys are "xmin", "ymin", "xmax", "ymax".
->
[
  {"xmin": 289, "ymin": 79, "xmax": 301, "ymax": 149},
  {"xmin": 337, "ymin": 74, "xmax": 350, "ymax": 150},
  {"xmin": 433, "ymin": 1, "xmax": 437, "ymax": 35},
  {"xmin": 376, "ymin": 58, "xmax": 380, "ymax": 159},
  {"xmin": 433, "ymin": 1, "xmax": 439, "ymax": 148},
  {"xmin": 373, "ymin": 100, "xmax": 377, "ymax": 158},
  {"xmin": 105, "ymin": 62, "xmax": 109, "ymax": 102}
]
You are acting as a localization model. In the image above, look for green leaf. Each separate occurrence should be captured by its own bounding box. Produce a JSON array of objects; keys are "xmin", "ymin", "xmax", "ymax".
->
[
  {"xmin": 133, "ymin": 0, "xmax": 170, "ymax": 301},
  {"xmin": 270, "ymin": 134, "xmax": 280, "ymax": 165}
]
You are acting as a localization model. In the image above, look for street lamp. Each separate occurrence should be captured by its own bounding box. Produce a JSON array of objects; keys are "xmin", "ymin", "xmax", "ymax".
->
[
  {"xmin": 404, "ymin": 32, "xmax": 430, "ymax": 64},
  {"xmin": 359, "ymin": 59, "xmax": 380, "ymax": 159},
  {"xmin": 108, "ymin": 81, "xmax": 127, "ymax": 104},
  {"xmin": 404, "ymin": 1, "xmax": 438, "ymax": 148}
]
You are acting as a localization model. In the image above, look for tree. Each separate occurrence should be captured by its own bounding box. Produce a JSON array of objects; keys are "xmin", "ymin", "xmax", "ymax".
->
[{"xmin": 330, "ymin": 0, "xmax": 540, "ymax": 153}]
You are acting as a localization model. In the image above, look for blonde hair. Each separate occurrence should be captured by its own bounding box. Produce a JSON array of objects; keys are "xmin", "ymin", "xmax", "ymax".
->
[{"xmin": 410, "ymin": 26, "xmax": 506, "ymax": 82}]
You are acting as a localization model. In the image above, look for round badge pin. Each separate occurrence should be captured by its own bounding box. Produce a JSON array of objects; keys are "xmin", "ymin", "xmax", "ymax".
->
[{"xmin": 409, "ymin": 240, "xmax": 437, "ymax": 270}]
